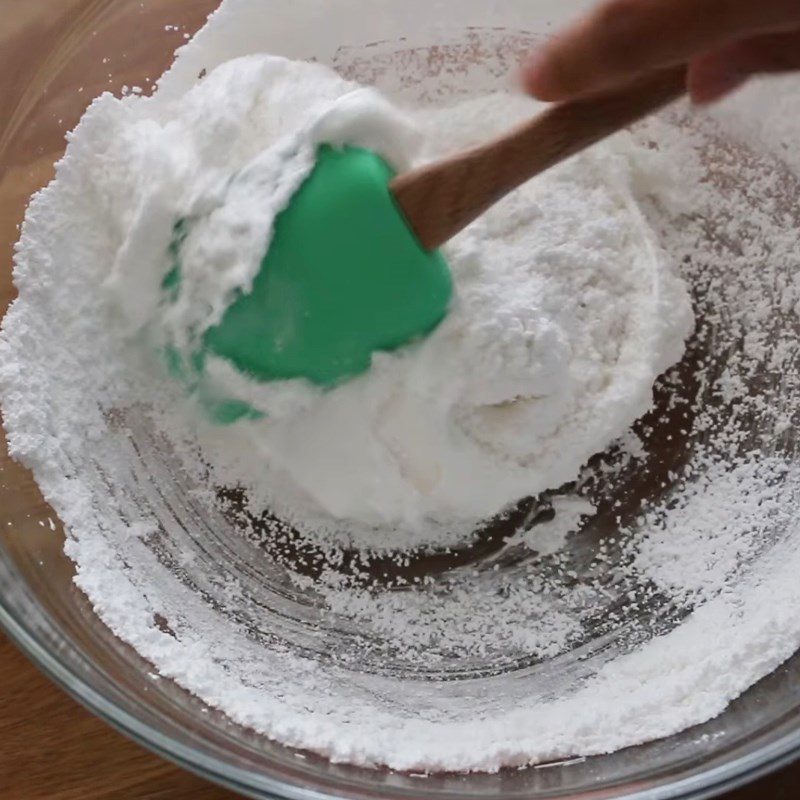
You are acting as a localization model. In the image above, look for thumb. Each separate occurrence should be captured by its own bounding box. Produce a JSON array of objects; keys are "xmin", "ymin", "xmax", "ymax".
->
[{"xmin": 689, "ymin": 29, "xmax": 800, "ymax": 104}]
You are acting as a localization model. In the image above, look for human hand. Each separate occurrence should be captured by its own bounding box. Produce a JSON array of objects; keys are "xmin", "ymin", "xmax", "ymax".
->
[{"xmin": 523, "ymin": 0, "xmax": 800, "ymax": 104}]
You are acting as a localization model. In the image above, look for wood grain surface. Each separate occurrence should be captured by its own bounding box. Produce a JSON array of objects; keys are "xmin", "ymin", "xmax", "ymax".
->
[
  {"xmin": 0, "ymin": 634, "xmax": 240, "ymax": 800},
  {"xmin": 0, "ymin": 629, "xmax": 796, "ymax": 799}
]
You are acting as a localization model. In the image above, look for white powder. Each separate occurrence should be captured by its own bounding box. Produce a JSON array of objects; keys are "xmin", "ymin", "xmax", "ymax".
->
[
  {"xmin": 2, "ymin": 0, "xmax": 800, "ymax": 776},
  {"xmin": 94, "ymin": 53, "xmax": 692, "ymax": 536},
  {"xmin": 508, "ymin": 495, "xmax": 596, "ymax": 556}
]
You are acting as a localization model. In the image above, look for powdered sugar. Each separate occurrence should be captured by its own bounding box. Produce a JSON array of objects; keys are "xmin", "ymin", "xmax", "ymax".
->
[
  {"xmin": 2, "ymin": 0, "xmax": 800, "ymax": 777},
  {"xmin": 102, "ymin": 63, "xmax": 691, "ymax": 535}
]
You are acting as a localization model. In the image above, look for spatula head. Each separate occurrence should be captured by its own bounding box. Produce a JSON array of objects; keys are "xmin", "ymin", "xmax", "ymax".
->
[{"xmin": 203, "ymin": 145, "xmax": 453, "ymax": 388}]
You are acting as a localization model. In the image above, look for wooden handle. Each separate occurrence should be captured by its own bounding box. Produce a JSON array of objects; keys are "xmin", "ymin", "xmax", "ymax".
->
[{"xmin": 391, "ymin": 66, "xmax": 687, "ymax": 251}]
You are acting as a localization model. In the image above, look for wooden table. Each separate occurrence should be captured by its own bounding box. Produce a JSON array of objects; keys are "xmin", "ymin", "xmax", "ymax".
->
[{"xmin": 0, "ymin": 633, "xmax": 797, "ymax": 800}]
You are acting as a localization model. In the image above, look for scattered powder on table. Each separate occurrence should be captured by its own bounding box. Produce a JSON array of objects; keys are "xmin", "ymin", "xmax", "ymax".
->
[{"xmin": 2, "ymin": 0, "xmax": 800, "ymax": 774}]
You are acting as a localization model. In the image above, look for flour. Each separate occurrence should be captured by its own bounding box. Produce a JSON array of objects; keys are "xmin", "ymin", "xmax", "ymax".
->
[{"xmin": 2, "ymin": 0, "xmax": 800, "ymax": 777}]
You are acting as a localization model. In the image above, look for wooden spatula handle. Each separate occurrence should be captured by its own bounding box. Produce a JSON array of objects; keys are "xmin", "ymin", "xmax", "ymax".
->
[{"xmin": 391, "ymin": 66, "xmax": 687, "ymax": 252}]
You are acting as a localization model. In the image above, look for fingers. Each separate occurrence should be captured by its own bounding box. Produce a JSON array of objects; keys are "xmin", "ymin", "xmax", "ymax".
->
[
  {"xmin": 689, "ymin": 30, "xmax": 800, "ymax": 103},
  {"xmin": 523, "ymin": 0, "xmax": 800, "ymax": 101}
]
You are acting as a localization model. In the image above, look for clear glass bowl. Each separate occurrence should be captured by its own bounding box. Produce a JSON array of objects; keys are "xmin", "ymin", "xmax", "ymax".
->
[{"xmin": 2, "ymin": 2, "xmax": 800, "ymax": 799}]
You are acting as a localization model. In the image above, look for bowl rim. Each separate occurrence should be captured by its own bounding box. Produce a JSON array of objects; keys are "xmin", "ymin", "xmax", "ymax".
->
[{"xmin": 2, "ymin": 591, "xmax": 800, "ymax": 800}]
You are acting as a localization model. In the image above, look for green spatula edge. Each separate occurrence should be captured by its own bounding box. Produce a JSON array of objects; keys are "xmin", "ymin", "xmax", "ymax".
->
[{"xmin": 166, "ymin": 145, "xmax": 454, "ymax": 424}]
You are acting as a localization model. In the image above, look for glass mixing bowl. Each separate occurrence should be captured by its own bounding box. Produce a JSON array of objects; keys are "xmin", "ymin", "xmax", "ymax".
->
[{"xmin": 2, "ymin": 1, "xmax": 800, "ymax": 799}]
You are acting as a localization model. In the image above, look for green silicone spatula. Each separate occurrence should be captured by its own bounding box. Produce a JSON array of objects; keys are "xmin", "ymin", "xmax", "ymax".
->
[
  {"xmin": 197, "ymin": 66, "xmax": 685, "ymax": 399},
  {"xmin": 203, "ymin": 145, "xmax": 452, "ymax": 387}
]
